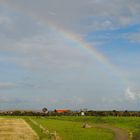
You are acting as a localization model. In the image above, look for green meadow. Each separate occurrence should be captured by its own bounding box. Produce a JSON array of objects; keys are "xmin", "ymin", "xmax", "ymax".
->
[
  {"xmin": 25, "ymin": 116, "xmax": 140, "ymax": 140},
  {"xmin": 1, "ymin": 116, "xmax": 140, "ymax": 140},
  {"xmin": 30, "ymin": 117, "xmax": 114, "ymax": 140}
]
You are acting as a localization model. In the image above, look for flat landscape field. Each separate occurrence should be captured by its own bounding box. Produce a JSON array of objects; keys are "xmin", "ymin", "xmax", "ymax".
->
[
  {"xmin": 0, "ymin": 118, "xmax": 38, "ymax": 140},
  {"xmin": 0, "ymin": 116, "xmax": 140, "ymax": 140}
]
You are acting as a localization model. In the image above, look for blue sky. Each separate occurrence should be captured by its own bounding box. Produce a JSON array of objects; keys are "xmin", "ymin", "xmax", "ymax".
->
[{"xmin": 0, "ymin": 0, "xmax": 140, "ymax": 110}]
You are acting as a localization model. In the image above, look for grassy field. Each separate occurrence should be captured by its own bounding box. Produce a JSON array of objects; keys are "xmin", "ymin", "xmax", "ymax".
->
[
  {"xmin": 44, "ymin": 116, "xmax": 140, "ymax": 140},
  {"xmin": 28, "ymin": 116, "xmax": 140, "ymax": 140},
  {"xmin": 31, "ymin": 117, "xmax": 114, "ymax": 140},
  {"xmin": 0, "ymin": 116, "xmax": 140, "ymax": 140}
]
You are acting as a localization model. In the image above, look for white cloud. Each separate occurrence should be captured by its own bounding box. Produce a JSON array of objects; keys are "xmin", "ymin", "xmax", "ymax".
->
[
  {"xmin": 125, "ymin": 88, "xmax": 137, "ymax": 101},
  {"xmin": 2, "ymin": 0, "xmax": 140, "ymax": 33}
]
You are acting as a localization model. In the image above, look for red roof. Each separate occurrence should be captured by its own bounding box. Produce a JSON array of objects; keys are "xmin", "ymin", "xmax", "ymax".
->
[{"xmin": 55, "ymin": 109, "xmax": 69, "ymax": 113}]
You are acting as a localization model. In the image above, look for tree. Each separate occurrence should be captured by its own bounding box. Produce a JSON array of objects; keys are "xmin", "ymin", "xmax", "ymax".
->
[{"xmin": 42, "ymin": 107, "xmax": 48, "ymax": 114}]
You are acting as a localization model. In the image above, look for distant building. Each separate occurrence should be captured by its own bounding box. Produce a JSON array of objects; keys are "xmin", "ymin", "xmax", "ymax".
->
[
  {"xmin": 81, "ymin": 111, "xmax": 85, "ymax": 116},
  {"xmin": 54, "ymin": 109, "xmax": 69, "ymax": 113}
]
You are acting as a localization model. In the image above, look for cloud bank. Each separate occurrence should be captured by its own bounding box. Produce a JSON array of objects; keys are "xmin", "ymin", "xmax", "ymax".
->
[{"xmin": 0, "ymin": 0, "xmax": 140, "ymax": 110}]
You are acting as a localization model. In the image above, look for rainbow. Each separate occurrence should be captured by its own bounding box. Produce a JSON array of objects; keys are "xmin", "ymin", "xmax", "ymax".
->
[
  {"xmin": 52, "ymin": 25, "xmax": 128, "ymax": 86},
  {"xmin": 1, "ymin": 1, "xmax": 129, "ymax": 87}
]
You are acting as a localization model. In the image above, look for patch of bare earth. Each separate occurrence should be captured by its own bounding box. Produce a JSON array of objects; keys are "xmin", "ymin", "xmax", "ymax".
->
[
  {"xmin": 95, "ymin": 124, "xmax": 129, "ymax": 140},
  {"xmin": 0, "ymin": 118, "xmax": 39, "ymax": 140}
]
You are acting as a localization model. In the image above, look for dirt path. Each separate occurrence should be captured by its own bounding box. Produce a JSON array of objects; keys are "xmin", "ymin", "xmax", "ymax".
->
[{"xmin": 94, "ymin": 124, "xmax": 129, "ymax": 140}]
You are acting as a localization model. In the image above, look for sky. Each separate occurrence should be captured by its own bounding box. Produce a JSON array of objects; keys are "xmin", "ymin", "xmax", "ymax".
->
[{"xmin": 0, "ymin": 0, "xmax": 140, "ymax": 110}]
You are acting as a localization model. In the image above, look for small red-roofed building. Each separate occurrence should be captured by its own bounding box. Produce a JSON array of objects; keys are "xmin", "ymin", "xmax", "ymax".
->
[{"xmin": 54, "ymin": 109, "xmax": 70, "ymax": 113}]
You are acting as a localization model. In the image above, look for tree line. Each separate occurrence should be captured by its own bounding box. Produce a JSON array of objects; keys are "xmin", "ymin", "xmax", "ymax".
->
[{"xmin": 0, "ymin": 110, "xmax": 140, "ymax": 116}]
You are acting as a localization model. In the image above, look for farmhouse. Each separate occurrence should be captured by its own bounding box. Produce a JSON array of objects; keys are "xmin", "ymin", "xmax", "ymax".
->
[{"xmin": 54, "ymin": 109, "xmax": 69, "ymax": 113}]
